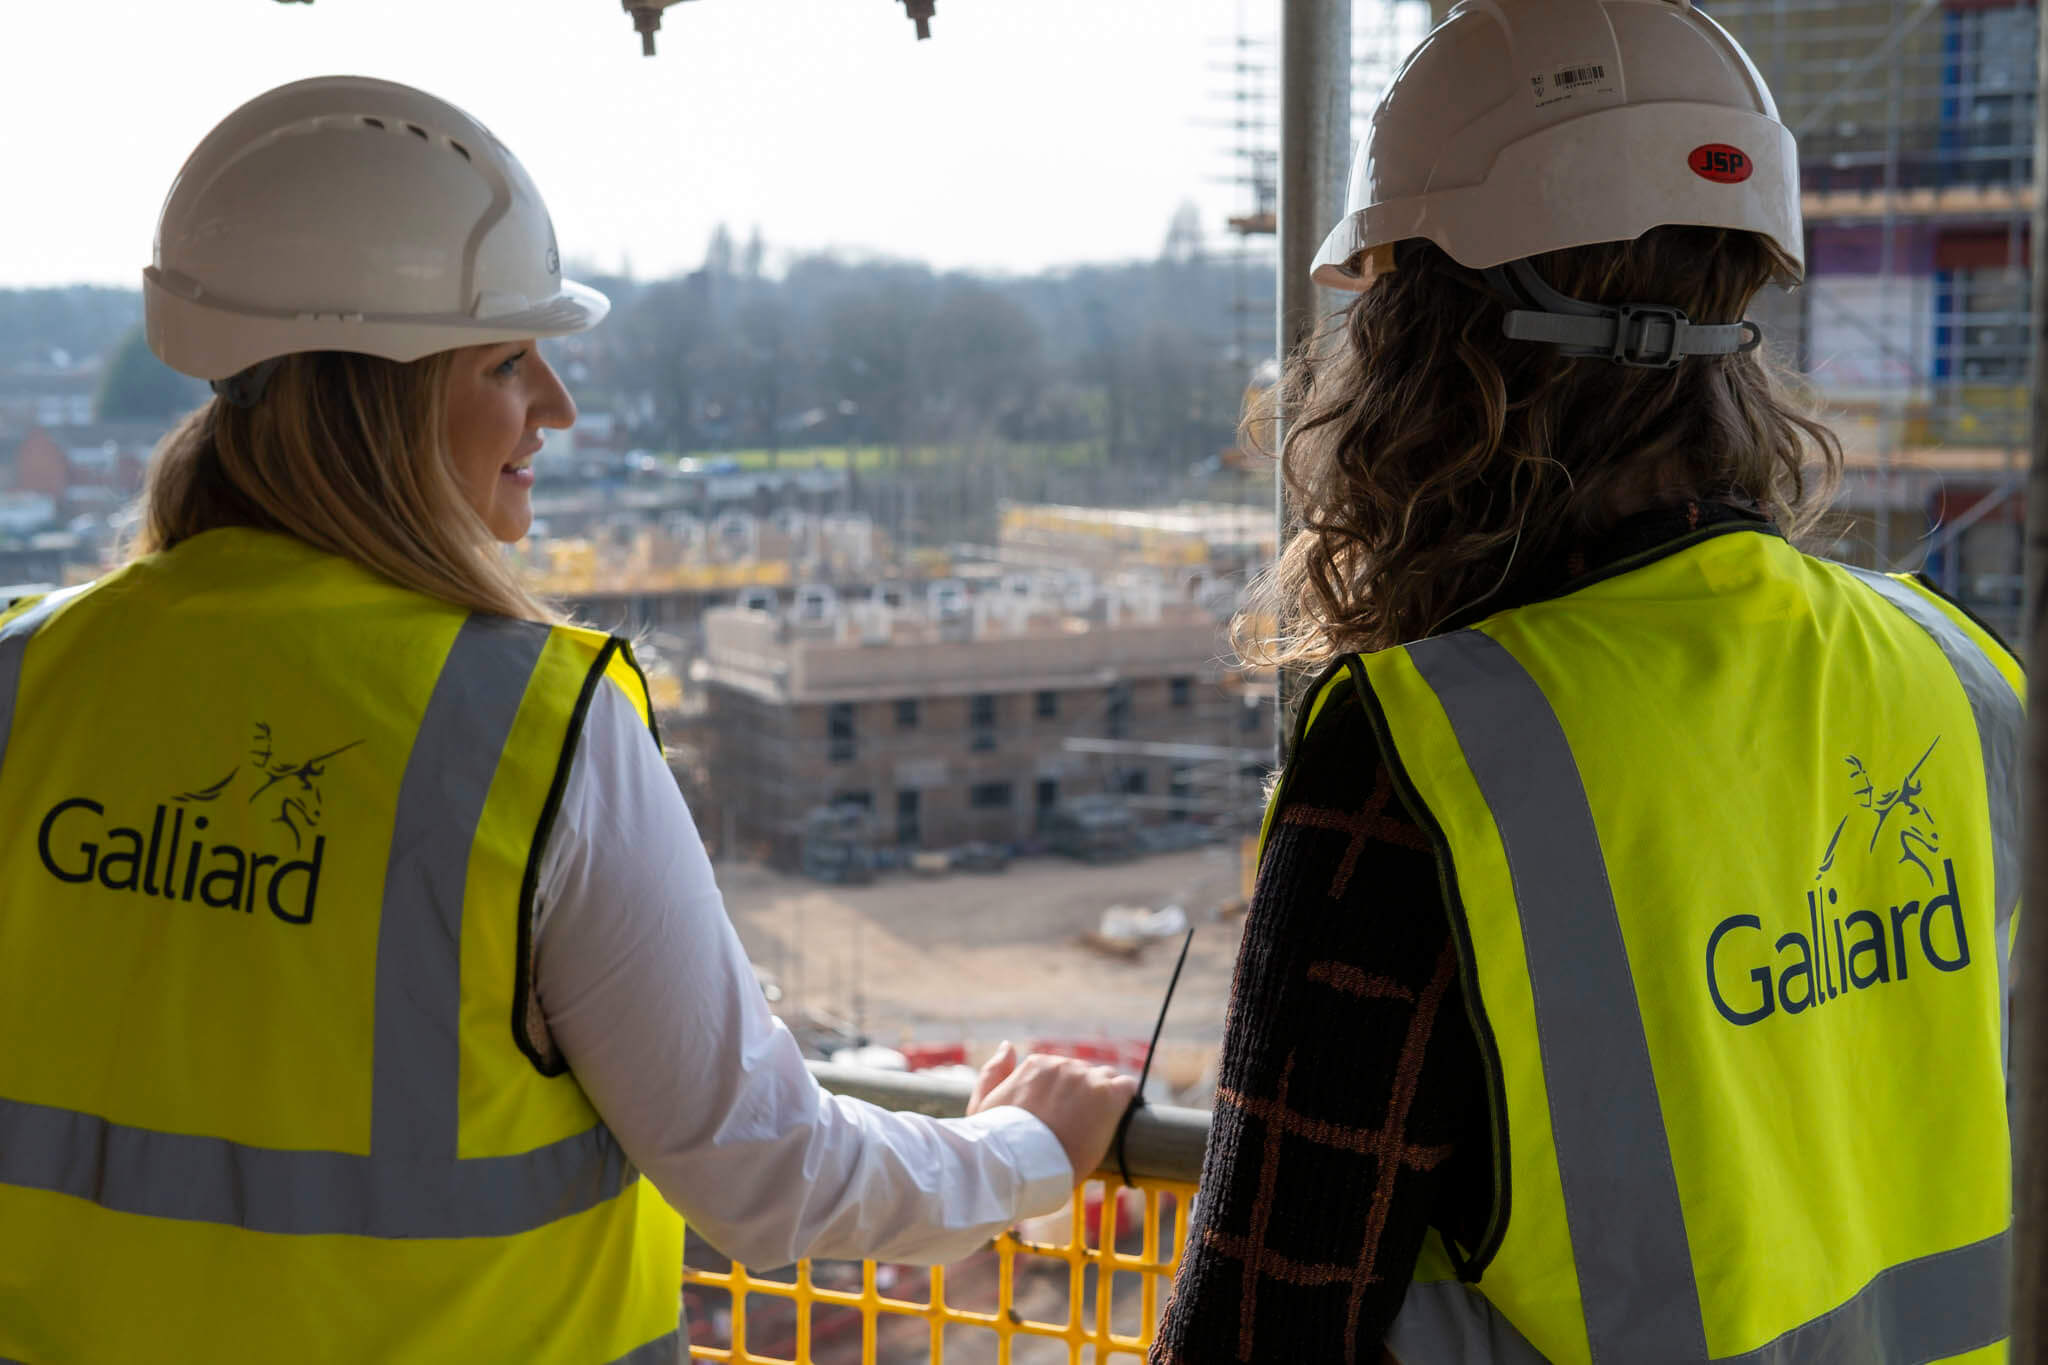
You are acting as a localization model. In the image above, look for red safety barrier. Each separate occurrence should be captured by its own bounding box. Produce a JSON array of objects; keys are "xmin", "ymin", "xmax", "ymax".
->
[
  {"xmin": 898, "ymin": 1042, "xmax": 968, "ymax": 1072},
  {"xmin": 1027, "ymin": 1037, "xmax": 1151, "ymax": 1075}
]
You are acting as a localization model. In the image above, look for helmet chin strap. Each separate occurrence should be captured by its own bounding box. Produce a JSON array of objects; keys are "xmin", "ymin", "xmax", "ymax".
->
[{"xmin": 1481, "ymin": 258, "xmax": 1762, "ymax": 369}]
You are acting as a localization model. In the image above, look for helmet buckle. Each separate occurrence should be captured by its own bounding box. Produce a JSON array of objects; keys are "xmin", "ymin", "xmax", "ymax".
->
[{"xmin": 1612, "ymin": 304, "xmax": 1688, "ymax": 369}]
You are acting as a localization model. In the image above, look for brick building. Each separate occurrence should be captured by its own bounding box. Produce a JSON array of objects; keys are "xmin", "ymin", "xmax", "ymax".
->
[
  {"xmin": 11, "ymin": 423, "xmax": 161, "ymax": 509},
  {"xmin": 698, "ymin": 585, "xmax": 1267, "ymax": 856},
  {"xmin": 13, "ymin": 430, "xmax": 68, "ymax": 500}
]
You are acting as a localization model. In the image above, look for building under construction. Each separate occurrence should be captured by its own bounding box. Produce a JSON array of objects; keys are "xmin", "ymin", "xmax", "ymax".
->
[
  {"xmin": 994, "ymin": 501, "xmax": 1276, "ymax": 588},
  {"xmin": 1707, "ymin": 0, "xmax": 2036, "ymax": 642},
  {"xmin": 696, "ymin": 578, "xmax": 1268, "ymax": 860}
]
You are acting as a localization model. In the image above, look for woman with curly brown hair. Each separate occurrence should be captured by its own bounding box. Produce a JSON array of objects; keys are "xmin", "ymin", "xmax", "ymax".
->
[{"xmin": 1153, "ymin": 2, "xmax": 2023, "ymax": 1362}]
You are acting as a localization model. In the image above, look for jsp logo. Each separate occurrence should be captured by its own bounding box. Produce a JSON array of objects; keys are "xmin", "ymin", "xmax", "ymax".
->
[
  {"xmin": 35, "ymin": 722, "xmax": 360, "ymax": 927},
  {"xmin": 1705, "ymin": 739, "xmax": 1971, "ymax": 1026}
]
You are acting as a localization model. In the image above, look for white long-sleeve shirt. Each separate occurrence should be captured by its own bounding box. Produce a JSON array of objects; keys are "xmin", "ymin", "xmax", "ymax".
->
[{"xmin": 530, "ymin": 678, "xmax": 1073, "ymax": 1269}]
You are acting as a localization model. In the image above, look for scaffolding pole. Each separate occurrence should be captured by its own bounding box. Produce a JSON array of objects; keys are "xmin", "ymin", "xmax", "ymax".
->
[
  {"xmin": 1274, "ymin": 0, "xmax": 1352, "ymax": 753},
  {"xmin": 1276, "ymin": 0, "xmax": 1353, "ymax": 360},
  {"xmin": 2018, "ymin": 1, "xmax": 2048, "ymax": 1350}
]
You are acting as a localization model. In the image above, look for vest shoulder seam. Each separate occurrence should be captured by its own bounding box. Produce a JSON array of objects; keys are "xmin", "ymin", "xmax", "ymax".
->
[
  {"xmin": 609, "ymin": 636, "xmax": 664, "ymax": 752},
  {"xmin": 1340, "ymin": 651, "xmax": 1513, "ymax": 1280},
  {"xmin": 512, "ymin": 634, "xmax": 625, "ymax": 1078}
]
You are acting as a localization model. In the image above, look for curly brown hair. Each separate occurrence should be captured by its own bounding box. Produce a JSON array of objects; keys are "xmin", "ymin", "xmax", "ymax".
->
[{"xmin": 1235, "ymin": 226, "xmax": 1842, "ymax": 668}]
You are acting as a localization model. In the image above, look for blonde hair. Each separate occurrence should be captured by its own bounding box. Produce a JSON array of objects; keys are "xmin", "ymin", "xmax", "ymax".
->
[
  {"xmin": 132, "ymin": 350, "xmax": 563, "ymax": 624},
  {"xmin": 1235, "ymin": 227, "xmax": 1842, "ymax": 668}
]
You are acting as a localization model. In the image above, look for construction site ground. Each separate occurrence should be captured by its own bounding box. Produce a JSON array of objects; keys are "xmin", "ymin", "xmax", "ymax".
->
[{"xmin": 715, "ymin": 844, "xmax": 1249, "ymax": 1096}]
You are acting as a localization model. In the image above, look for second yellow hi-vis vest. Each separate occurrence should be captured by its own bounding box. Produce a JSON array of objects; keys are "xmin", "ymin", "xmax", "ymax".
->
[
  {"xmin": 1263, "ymin": 527, "xmax": 2022, "ymax": 1365},
  {"xmin": 0, "ymin": 529, "xmax": 685, "ymax": 1364}
]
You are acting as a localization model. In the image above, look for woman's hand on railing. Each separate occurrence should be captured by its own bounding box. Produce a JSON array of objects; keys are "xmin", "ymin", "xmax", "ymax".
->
[{"xmin": 966, "ymin": 1040, "xmax": 1140, "ymax": 1179}]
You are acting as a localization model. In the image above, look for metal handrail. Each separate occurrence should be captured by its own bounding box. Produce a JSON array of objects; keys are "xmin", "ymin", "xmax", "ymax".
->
[{"xmin": 806, "ymin": 1060, "xmax": 1212, "ymax": 1185}]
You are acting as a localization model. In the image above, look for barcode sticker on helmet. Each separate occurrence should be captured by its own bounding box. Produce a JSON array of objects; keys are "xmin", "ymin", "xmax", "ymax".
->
[{"xmin": 1530, "ymin": 61, "xmax": 1617, "ymax": 107}]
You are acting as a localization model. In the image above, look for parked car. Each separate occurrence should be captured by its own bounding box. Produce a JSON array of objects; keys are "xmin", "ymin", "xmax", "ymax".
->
[
  {"xmin": 1042, "ymin": 795, "xmax": 1139, "ymax": 862},
  {"xmin": 800, "ymin": 803, "xmax": 875, "ymax": 884},
  {"xmin": 950, "ymin": 841, "xmax": 1011, "ymax": 873}
]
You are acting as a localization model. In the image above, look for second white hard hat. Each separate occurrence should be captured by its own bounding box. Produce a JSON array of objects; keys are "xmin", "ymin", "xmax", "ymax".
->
[
  {"xmin": 1313, "ymin": 0, "xmax": 1803, "ymax": 291},
  {"xmin": 145, "ymin": 76, "xmax": 609, "ymax": 381}
]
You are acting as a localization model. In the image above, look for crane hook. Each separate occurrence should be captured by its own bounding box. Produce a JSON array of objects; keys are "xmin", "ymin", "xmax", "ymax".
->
[{"xmin": 624, "ymin": 1, "xmax": 668, "ymax": 56}]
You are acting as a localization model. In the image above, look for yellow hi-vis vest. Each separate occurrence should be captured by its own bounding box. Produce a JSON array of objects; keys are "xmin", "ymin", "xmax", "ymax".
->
[
  {"xmin": 1261, "ymin": 527, "xmax": 2022, "ymax": 1365},
  {"xmin": 0, "ymin": 529, "xmax": 686, "ymax": 1364}
]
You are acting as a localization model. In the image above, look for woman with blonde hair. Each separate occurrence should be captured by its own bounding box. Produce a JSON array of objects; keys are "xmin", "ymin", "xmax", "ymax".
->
[
  {"xmin": 0, "ymin": 76, "xmax": 1133, "ymax": 1364},
  {"xmin": 1154, "ymin": 1, "xmax": 2022, "ymax": 1361}
]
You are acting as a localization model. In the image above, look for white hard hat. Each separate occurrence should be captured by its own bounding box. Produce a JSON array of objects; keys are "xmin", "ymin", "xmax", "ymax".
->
[
  {"xmin": 145, "ymin": 76, "xmax": 608, "ymax": 382},
  {"xmin": 1313, "ymin": 0, "xmax": 1803, "ymax": 292}
]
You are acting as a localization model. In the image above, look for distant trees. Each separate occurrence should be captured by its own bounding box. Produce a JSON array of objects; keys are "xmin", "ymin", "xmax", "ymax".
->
[
  {"xmin": 5, "ymin": 210, "xmax": 1275, "ymax": 480},
  {"xmin": 0, "ymin": 285, "xmax": 140, "ymax": 371},
  {"xmin": 568, "ymin": 217, "xmax": 1267, "ymax": 474},
  {"xmin": 96, "ymin": 326, "xmax": 205, "ymax": 421},
  {"xmin": 820, "ymin": 271, "xmax": 927, "ymax": 452},
  {"xmin": 915, "ymin": 280, "xmax": 1045, "ymax": 442}
]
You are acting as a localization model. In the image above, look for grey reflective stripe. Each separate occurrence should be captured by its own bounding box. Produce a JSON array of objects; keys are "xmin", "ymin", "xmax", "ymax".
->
[
  {"xmin": 0, "ymin": 1092, "xmax": 630, "ymax": 1238},
  {"xmin": 1403, "ymin": 624, "xmax": 2013, "ymax": 1365},
  {"xmin": 1388, "ymin": 1280, "xmax": 1550, "ymax": 1365},
  {"xmin": 1390, "ymin": 1231, "xmax": 2010, "ymax": 1365},
  {"xmin": 1843, "ymin": 566, "xmax": 2024, "ymax": 1076},
  {"xmin": 1841, "ymin": 567, "xmax": 2022, "ymax": 935},
  {"xmin": 609, "ymin": 1329, "xmax": 685, "ymax": 1365},
  {"xmin": 0, "ymin": 612, "xmax": 639, "ymax": 1238},
  {"xmin": 1409, "ymin": 629, "xmax": 1707, "ymax": 1364},
  {"xmin": 0, "ymin": 584, "xmax": 92, "ymax": 780},
  {"xmin": 1716, "ymin": 1228, "xmax": 2008, "ymax": 1365},
  {"xmin": 374, "ymin": 615, "xmax": 548, "ymax": 1156}
]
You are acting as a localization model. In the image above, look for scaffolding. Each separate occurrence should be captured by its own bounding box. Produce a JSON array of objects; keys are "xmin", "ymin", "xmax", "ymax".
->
[
  {"xmin": 1709, "ymin": 0, "xmax": 2039, "ymax": 641},
  {"xmin": 1215, "ymin": 0, "xmax": 1433, "ymax": 385},
  {"xmin": 1216, "ymin": 1, "xmax": 1278, "ymax": 378}
]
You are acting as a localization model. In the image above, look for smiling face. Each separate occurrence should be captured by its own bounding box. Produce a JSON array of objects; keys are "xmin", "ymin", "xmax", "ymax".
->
[{"xmin": 443, "ymin": 340, "xmax": 576, "ymax": 543}]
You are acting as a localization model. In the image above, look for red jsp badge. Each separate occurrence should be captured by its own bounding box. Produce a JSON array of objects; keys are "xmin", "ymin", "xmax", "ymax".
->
[{"xmin": 1689, "ymin": 144, "xmax": 1753, "ymax": 184}]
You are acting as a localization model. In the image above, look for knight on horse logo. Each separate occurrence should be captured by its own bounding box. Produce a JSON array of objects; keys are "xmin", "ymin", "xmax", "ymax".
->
[
  {"xmin": 175, "ymin": 723, "xmax": 363, "ymax": 850},
  {"xmin": 1817, "ymin": 738, "xmax": 1941, "ymax": 885}
]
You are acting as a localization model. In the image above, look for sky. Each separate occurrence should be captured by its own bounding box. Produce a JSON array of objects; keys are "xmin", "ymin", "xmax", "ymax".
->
[{"xmin": 0, "ymin": 0, "xmax": 1354, "ymax": 290}]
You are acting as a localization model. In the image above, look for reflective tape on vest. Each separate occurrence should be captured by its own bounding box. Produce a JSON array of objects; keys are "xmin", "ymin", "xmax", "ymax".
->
[
  {"xmin": 1394, "ymin": 1231, "xmax": 2009, "ymax": 1365},
  {"xmin": 1397, "ymin": 613, "xmax": 2013, "ymax": 1365},
  {"xmin": 611, "ymin": 1332, "xmax": 685, "ymax": 1365},
  {"xmin": 0, "ymin": 611, "xmax": 640, "ymax": 1238},
  {"xmin": 1842, "ymin": 566, "xmax": 2023, "ymax": 1071},
  {"xmin": 0, "ymin": 585, "xmax": 92, "ymax": 779},
  {"xmin": 1410, "ymin": 628, "xmax": 1709, "ymax": 1363}
]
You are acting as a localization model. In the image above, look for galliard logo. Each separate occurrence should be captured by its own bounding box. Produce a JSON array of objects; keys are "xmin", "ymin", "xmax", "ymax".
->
[
  {"xmin": 1818, "ymin": 740, "xmax": 1942, "ymax": 886},
  {"xmin": 1706, "ymin": 738, "xmax": 1972, "ymax": 1027},
  {"xmin": 37, "ymin": 723, "xmax": 362, "ymax": 927}
]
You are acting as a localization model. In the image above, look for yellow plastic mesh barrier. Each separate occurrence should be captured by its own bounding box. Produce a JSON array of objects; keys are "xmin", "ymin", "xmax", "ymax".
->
[{"xmin": 685, "ymin": 1176, "xmax": 1195, "ymax": 1363}]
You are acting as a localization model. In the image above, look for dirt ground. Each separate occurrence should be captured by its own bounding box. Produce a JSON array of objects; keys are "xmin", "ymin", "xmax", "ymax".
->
[
  {"xmin": 692, "ymin": 849, "xmax": 1233, "ymax": 1362},
  {"xmin": 714, "ymin": 846, "xmax": 1248, "ymax": 1083}
]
